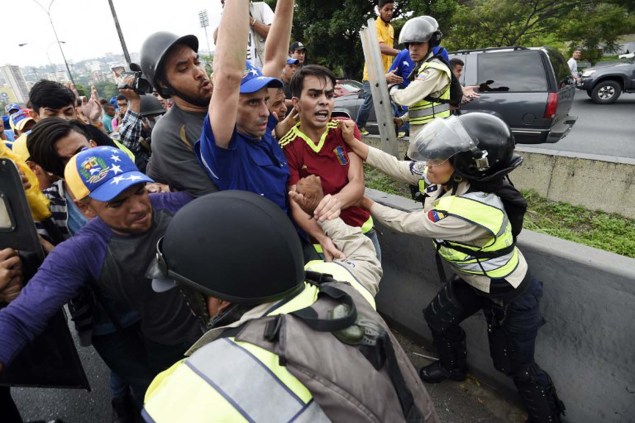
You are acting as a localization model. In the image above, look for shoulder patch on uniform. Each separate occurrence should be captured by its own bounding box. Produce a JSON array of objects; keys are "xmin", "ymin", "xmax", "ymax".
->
[
  {"xmin": 410, "ymin": 161, "xmax": 426, "ymax": 176},
  {"xmin": 417, "ymin": 69, "xmax": 432, "ymax": 80},
  {"xmin": 427, "ymin": 210, "xmax": 447, "ymax": 222}
]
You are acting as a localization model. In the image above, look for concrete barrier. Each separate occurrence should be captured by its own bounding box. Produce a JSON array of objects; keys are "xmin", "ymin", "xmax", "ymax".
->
[
  {"xmin": 367, "ymin": 188, "xmax": 635, "ymax": 423},
  {"xmin": 513, "ymin": 146, "xmax": 635, "ymax": 219}
]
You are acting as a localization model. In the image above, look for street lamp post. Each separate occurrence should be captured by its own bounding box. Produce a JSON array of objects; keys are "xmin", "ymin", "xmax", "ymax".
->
[
  {"xmin": 18, "ymin": 41, "xmax": 67, "ymax": 81},
  {"xmin": 199, "ymin": 10, "xmax": 212, "ymax": 58},
  {"xmin": 32, "ymin": 0, "xmax": 75, "ymax": 84},
  {"xmin": 47, "ymin": 41, "xmax": 66, "ymax": 79}
]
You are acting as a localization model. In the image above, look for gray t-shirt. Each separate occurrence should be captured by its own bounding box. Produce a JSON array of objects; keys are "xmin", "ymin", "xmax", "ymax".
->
[
  {"xmin": 98, "ymin": 193, "xmax": 203, "ymax": 346},
  {"xmin": 147, "ymin": 105, "xmax": 218, "ymax": 197}
]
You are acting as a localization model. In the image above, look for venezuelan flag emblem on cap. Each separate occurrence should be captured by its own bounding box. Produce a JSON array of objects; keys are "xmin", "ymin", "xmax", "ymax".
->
[{"xmin": 64, "ymin": 146, "xmax": 153, "ymax": 202}]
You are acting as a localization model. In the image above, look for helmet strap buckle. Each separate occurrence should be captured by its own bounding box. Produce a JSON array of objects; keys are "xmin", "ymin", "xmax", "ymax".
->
[{"xmin": 474, "ymin": 150, "xmax": 490, "ymax": 171}]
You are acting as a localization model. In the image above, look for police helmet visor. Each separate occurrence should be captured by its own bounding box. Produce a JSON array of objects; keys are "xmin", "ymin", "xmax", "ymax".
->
[{"xmin": 407, "ymin": 116, "xmax": 476, "ymax": 162}]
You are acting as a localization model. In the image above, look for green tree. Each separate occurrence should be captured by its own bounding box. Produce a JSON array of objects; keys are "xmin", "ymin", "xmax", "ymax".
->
[
  {"xmin": 446, "ymin": 0, "xmax": 592, "ymax": 50},
  {"xmin": 446, "ymin": 0, "xmax": 633, "ymax": 64},
  {"xmin": 265, "ymin": 0, "xmax": 632, "ymax": 78},
  {"xmin": 285, "ymin": 0, "xmax": 457, "ymax": 79},
  {"xmin": 289, "ymin": 0, "xmax": 376, "ymax": 78},
  {"xmin": 74, "ymin": 83, "xmax": 89, "ymax": 98},
  {"xmin": 93, "ymin": 81, "xmax": 118, "ymax": 100},
  {"xmin": 557, "ymin": 3, "xmax": 635, "ymax": 64}
]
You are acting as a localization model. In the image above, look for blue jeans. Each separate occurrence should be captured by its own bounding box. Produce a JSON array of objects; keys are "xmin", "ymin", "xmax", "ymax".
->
[
  {"xmin": 355, "ymin": 81, "xmax": 373, "ymax": 129},
  {"xmin": 91, "ymin": 322, "xmax": 155, "ymax": 406}
]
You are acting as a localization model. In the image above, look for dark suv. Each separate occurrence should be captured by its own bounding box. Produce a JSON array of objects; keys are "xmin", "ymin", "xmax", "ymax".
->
[
  {"xmin": 449, "ymin": 46, "xmax": 577, "ymax": 144},
  {"xmin": 576, "ymin": 58, "xmax": 635, "ymax": 104}
]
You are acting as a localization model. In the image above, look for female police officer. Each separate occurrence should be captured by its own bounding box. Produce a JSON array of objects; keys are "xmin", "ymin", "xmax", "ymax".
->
[{"xmin": 344, "ymin": 113, "xmax": 565, "ymax": 423}]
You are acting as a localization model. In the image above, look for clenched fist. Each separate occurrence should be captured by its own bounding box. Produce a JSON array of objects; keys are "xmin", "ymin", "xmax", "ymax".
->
[{"xmin": 338, "ymin": 119, "xmax": 356, "ymax": 141}]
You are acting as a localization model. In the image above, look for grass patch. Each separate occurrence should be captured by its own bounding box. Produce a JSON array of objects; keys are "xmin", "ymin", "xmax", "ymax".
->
[
  {"xmin": 364, "ymin": 165, "xmax": 635, "ymax": 258},
  {"xmin": 364, "ymin": 165, "xmax": 411, "ymax": 197},
  {"xmin": 521, "ymin": 190, "xmax": 635, "ymax": 258}
]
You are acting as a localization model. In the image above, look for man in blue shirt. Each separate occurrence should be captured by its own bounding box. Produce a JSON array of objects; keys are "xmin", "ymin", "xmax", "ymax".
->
[
  {"xmin": 196, "ymin": 0, "xmax": 294, "ymax": 212},
  {"xmin": 388, "ymin": 48, "xmax": 415, "ymax": 136}
]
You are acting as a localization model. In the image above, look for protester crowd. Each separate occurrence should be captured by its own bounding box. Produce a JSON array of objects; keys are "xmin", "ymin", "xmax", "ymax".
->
[{"xmin": 0, "ymin": 1, "xmax": 566, "ymax": 422}]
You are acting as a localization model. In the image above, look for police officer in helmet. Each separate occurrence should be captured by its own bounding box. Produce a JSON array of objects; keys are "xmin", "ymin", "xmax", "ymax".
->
[
  {"xmin": 390, "ymin": 16, "xmax": 452, "ymax": 142},
  {"xmin": 143, "ymin": 187, "xmax": 439, "ymax": 422},
  {"xmin": 343, "ymin": 113, "xmax": 566, "ymax": 423},
  {"xmin": 391, "ymin": 15, "xmax": 454, "ymax": 202}
]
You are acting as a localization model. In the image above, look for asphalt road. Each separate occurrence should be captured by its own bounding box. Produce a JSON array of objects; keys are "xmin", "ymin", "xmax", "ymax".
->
[{"xmin": 520, "ymin": 89, "xmax": 635, "ymax": 159}]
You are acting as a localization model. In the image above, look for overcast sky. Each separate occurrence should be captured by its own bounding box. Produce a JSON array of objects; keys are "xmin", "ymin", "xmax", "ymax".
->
[{"xmin": 5, "ymin": 0, "xmax": 225, "ymax": 68}]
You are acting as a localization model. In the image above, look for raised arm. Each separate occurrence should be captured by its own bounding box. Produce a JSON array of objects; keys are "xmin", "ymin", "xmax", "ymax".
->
[
  {"xmin": 117, "ymin": 79, "xmax": 143, "ymax": 153},
  {"xmin": 250, "ymin": 2, "xmax": 274, "ymax": 39},
  {"xmin": 209, "ymin": 0, "xmax": 249, "ymax": 148},
  {"xmin": 261, "ymin": 0, "xmax": 294, "ymax": 78}
]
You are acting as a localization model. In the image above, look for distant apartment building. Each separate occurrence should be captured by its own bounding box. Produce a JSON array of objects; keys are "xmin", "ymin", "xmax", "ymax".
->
[{"xmin": 0, "ymin": 66, "xmax": 29, "ymax": 104}]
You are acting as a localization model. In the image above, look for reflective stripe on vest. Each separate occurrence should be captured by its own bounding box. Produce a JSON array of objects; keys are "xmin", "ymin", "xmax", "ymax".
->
[
  {"xmin": 409, "ymin": 59, "xmax": 451, "ymax": 126},
  {"xmin": 143, "ymin": 336, "xmax": 329, "ymax": 422},
  {"xmin": 144, "ymin": 264, "xmax": 365, "ymax": 422},
  {"xmin": 191, "ymin": 338, "xmax": 327, "ymax": 422},
  {"xmin": 418, "ymin": 177, "xmax": 430, "ymax": 194},
  {"xmin": 434, "ymin": 192, "xmax": 519, "ymax": 278}
]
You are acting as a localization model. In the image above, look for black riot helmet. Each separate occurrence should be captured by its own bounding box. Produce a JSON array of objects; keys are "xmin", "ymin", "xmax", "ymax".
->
[
  {"xmin": 140, "ymin": 32, "xmax": 198, "ymax": 98},
  {"xmin": 139, "ymin": 95, "xmax": 166, "ymax": 117},
  {"xmin": 156, "ymin": 191, "xmax": 305, "ymax": 305},
  {"xmin": 408, "ymin": 113, "xmax": 522, "ymax": 182}
]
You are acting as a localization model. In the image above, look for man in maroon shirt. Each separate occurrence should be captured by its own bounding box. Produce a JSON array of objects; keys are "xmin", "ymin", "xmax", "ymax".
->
[{"xmin": 279, "ymin": 65, "xmax": 380, "ymax": 260}]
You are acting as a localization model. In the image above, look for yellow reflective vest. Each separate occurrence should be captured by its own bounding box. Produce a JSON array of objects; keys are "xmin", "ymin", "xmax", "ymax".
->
[
  {"xmin": 143, "ymin": 260, "xmax": 438, "ymax": 422},
  {"xmin": 409, "ymin": 59, "xmax": 451, "ymax": 126},
  {"xmin": 433, "ymin": 191, "xmax": 519, "ymax": 279},
  {"xmin": 143, "ymin": 261, "xmax": 374, "ymax": 423}
]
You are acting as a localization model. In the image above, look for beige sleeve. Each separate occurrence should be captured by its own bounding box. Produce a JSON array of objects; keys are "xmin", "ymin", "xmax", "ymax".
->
[
  {"xmin": 370, "ymin": 202, "xmax": 488, "ymax": 244},
  {"xmin": 366, "ymin": 146, "xmax": 422, "ymax": 185},
  {"xmin": 390, "ymin": 69, "xmax": 449, "ymax": 107},
  {"xmin": 317, "ymin": 219, "xmax": 382, "ymax": 297}
]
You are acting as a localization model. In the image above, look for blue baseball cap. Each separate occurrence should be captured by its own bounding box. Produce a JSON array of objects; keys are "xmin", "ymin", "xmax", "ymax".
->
[
  {"xmin": 64, "ymin": 146, "xmax": 153, "ymax": 202},
  {"xmin": 240, "ymin": 60, "xmax": 283, "ymax": 94},
  {"xmin": 286, "ymin": 57, "xmax": 300, "ymax": 65},
  {"xmin": 9, "ymin": 110, "xmax": 34, "ymax": 132},
  {"xmin": 5, "ymin": 103, "xmax": 20, "ymax": 114}
]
